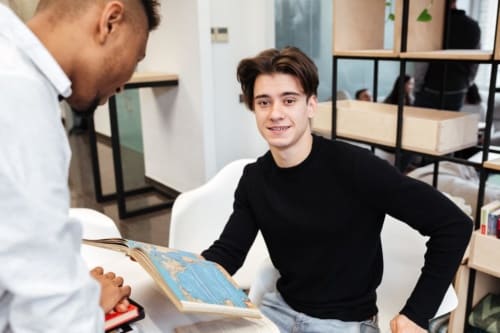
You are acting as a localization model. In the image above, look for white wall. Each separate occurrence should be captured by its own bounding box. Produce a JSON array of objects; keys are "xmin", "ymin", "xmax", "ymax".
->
[
  {"xmin": 93, "ymin": 104, "xmax": 111, "ymax": 137},
  {"xmin": 209, "ymin": 0, "xmax": 273, "ymax": 171},
  {"xmin": 93, "ymin": 0, "xmax": 274, "ymax": 192},
  {"xmin": 137, "ymin": 0, "xmax": 212, "ymax": 192}
]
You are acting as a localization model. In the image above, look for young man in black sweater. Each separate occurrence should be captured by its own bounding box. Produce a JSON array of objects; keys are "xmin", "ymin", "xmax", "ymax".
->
[{"xmin": 202, "ymin": 47, "xmax": 472, "ymax": 333}]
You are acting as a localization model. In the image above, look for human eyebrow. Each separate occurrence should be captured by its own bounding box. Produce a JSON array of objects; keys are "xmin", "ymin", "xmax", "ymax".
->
[
  {"xmin": 254, "ymin": 94, "xmax": 270, "ymax": 100},
  {"xmin": 281, "ymin": 92, "xmax": 301, "ymax": 97}
]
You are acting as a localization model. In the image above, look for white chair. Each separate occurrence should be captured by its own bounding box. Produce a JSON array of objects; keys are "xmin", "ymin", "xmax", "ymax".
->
[
  {"xmin": 248, "ymin": 215, "xmax": 458, "ymax": 332},
  {"xmin": 69, "ymin": 208, "xmax": 121, "ymax": 239},
  {"xmin": 377, "ymin": 215, "xmax": 458, "ymax": 332},
  {"xmin": 336, "ymin": 89, "xmax": 351, "ymax": 100},
  {"xmin": 169, "ymin": 158, "xmax": 269, "ymax": 290}
]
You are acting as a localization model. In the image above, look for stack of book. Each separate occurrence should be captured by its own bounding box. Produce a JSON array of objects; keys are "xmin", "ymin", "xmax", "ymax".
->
[{"xmin": 480, "ymin": 200, "xmax": 500, "ymax": 238}]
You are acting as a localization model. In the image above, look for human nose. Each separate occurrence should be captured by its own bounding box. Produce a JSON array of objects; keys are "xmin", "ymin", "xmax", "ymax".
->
[{"xmin": 269, "ymin": 102, "xmax": 285, "ymax": 121}]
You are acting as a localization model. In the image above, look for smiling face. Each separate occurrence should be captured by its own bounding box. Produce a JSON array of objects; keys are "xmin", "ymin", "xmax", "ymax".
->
[{"xmin": 253, "ymin": 73, "xmax": 317, "ymax": 166}]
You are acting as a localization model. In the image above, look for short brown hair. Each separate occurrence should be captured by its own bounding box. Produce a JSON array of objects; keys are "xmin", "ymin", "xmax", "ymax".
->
[{"xmin": 237, "ymin": 46, "xmax": 318, "ymax": 111}]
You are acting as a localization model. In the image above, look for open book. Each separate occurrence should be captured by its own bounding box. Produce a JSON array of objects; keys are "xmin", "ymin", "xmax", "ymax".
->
[{"xmin": 83, "ymin": 238, "xmax": 260, "ymax": 319}]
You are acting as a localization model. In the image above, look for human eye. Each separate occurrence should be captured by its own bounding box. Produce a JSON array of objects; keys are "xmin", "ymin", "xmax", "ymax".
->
[
  {"xmin": 256, "ymin": 99, "xmax": 271, "ymax": 108},
  {"xmin": 283, "ymin": 97, "xmax": 297, "ymax": 105}
]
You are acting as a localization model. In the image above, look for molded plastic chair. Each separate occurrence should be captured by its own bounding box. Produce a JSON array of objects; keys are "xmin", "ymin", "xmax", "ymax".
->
[
  {"xmin": 169, "ymin": 158, "xmax": 269, "ymax": 289},
  {"xmin": 336, "ymin": 89, "xmax": 351, "ymax": 100},
  {"xmin": 248, "ymin": 215, "xmax": 458, "ymax": 332},
  {"xmin": 69, "ymin": 208, "xmax": 121, "ymax": 239}
]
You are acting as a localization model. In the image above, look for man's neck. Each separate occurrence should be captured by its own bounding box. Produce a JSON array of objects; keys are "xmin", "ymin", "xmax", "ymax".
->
[
  {"xmin": 270, "ymin": 133, "xmax": 313, "ymax": 168},
  {"xmin": 27, "ymin": 14, "xmax": 76, "ymax": 80}
]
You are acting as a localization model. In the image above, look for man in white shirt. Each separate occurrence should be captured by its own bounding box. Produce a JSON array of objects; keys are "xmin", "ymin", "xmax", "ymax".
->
[{"xmin": 0, "ymin": 0, "xmax": 160, "ymax": 331}]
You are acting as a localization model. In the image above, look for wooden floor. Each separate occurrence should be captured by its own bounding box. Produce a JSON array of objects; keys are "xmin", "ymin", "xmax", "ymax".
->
[{"xmin": 68, "ymin": 132, "xmax": 171, "ymax": 246}]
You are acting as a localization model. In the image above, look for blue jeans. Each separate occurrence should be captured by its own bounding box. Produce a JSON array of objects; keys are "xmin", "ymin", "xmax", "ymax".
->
[{"xmin": 261, "ymin": 292, "xmax": 380, "ymax": 333}]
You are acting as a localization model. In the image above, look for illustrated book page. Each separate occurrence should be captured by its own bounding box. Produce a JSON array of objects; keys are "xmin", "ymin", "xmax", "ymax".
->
[{"xmin": 83, "ymin": 238, "xmax": 260, "ymax": 318}]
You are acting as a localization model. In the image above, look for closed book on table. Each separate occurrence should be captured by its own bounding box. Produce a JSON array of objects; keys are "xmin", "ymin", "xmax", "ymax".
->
[{"xmin": 105, "ymin": 299, "xmax": 145, "ymax": 332}]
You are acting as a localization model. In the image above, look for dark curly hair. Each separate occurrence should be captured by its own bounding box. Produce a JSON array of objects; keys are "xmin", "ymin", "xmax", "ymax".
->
[{"xmin": 139, "ymin": 0, "xmax": 161, "ymax": 31}]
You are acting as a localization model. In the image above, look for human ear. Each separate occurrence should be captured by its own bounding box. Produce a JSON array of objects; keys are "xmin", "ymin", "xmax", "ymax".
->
[
  {"xmin": 97, "ymin": 1, "xmax": 125, "ymax": 44},
  {"xmin": 307, "ymin": 95, "xmax": 318, "ymax": 118}
]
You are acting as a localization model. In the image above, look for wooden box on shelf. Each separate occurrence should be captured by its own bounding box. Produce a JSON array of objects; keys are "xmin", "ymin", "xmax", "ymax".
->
[
  {"xmin": 484, "ymin": 158, "xmax": 500, "ymax": 171},
  {"xmin": 449, "ymin": 231, "xmax": 500, "ymax": 332},
  {"xmin": 400, "ymin": 0, "xmax": 492, "ymax": 60},
  {"xmin": 311, "ymin": 100, "xmax": 479, "ymax": 155},
  {"xmin": 468, "ymin": 231, "xmax": 500, "ymax": 278},
  {"xmin": 495, "ymin": 6, "xmax": 500, "ymax": 60},
  {"xmin": 332, "ymin": 0, "xmax": 402, "ymax": 58}
]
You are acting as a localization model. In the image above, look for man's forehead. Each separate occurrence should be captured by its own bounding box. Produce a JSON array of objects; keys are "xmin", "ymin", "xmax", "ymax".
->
[{"xmin": 254, "ymin": 74, "xmax": 304, "ymax": 94}]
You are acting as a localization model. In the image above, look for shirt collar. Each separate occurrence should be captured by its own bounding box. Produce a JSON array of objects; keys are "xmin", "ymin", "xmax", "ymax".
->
[{"xmin": 0, "ymin": 4, "xmax": 72, "ymax": 98}]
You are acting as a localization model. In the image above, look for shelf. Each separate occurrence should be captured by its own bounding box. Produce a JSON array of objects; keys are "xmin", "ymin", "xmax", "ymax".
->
[
  {"xmin": 333, "ymin": 0, "xmax": 402, "ymax": 56},
  {"xmin": 128, "ymin": 72, "xmax": 179, "ymax": 84},
  {"xmin": 405, "ymin": 0, "xmax": 446, "ymax": 53},
  {"xmin": 312, "ymin": 100, "xmax": 479, "ymax": 156},
  {"xmin": 495, "ymin": 7, "xmax": 500, "ymax": 60},
  {"xmin": 484, "ymin": 158, "xmax": 500, "ymax": 171},
  {"xmin": 334, "ymin": 49, "xmax": 399, "ymax": 59},
  {"xmin": 449, "ymin": 265, "xmax": 500, "ymax": 332},
  {"xmin": 468, "ymin": 231, "xmax": 500, "ymax": 278},
  {"xmin": 400, "ymin": 50, "xmax": 492, "ymax": 61},
  {"xmin": 404, "ymin": 1, "xmax": 492, "ymax": 59}
]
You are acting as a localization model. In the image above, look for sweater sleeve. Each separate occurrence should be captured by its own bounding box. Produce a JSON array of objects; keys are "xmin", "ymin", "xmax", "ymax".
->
[
  {"xmin": 201, "ymin": 167, "xmax": 259, "ymax": 275},
  {"xmin": 349, "ymin": 147, "xmax": 473, "ymax": 329}
]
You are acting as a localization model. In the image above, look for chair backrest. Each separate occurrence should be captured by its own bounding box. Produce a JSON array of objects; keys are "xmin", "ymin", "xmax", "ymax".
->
[
  {"xmin": 169, "ymin": 158, "xmax": 268, "ymax": 289},
  {"xmin": 69, "ymin": 208, "xmax": 121, "ymax": 239},
  {"xmin": 378, "ymin": 215, "xmax": 457, "ymax": 332},
  {"xmin": 336, "ymin": 90, "xmax": 351, "ymax": 100},
  {"xmin": 248, "ymin": 215, "xmax": 458, "ymax": 331}
]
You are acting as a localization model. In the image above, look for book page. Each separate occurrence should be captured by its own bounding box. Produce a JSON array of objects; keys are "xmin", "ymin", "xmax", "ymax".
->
[
  {"xmin": 83, "ymin": 238, "xmax": 129, "ymax": 253},
  {"xmin": 174, "ymin": 316, "xmax": 280, "ymax": 333},
  {"xmin": 125, "ymin": 240, "xmax": 260, "ymax": 317}
]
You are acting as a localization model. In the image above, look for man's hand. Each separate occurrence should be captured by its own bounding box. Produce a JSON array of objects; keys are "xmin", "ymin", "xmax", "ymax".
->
[
  {"xmin": 90, "ymin": 266, "xmax": 131, "ymax": 314},
  {"xmin": 390, "ymin": 314, "xmax": 426, "ymax": 333}
]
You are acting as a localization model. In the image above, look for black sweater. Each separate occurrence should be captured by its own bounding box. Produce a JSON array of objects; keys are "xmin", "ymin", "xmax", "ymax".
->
[{"xmin": 202, "ymin": 135, "xmax": 472, "ymax": 329}]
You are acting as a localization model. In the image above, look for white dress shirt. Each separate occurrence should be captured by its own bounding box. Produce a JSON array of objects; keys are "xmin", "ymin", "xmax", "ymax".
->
[{"xmin": 0, "ymin": 4, "xmax": 104, "ymax": 332}]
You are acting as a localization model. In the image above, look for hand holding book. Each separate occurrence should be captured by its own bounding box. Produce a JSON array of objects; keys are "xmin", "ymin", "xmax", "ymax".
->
[
  {"xmin": 90, "ymin": 266, "xmax": 132, "ymax": 314},
  {"xmin": 105, "ymin": 298, "xmax": 145, "ymax": 332},
  {"xmin": 83, "ymin": 237, "xmax": 261, "ymax": 318}
]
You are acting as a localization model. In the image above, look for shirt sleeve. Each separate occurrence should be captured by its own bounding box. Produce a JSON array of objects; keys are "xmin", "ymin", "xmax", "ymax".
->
[
  {"xmin": 349, "ymin": 148, "xmax": 472, "ymax": 329},
  {"xmin": 0, "ymin": 77, "xmax": 104, "ymax": 331},
  {"xmin": 202, "ymin": 166, "xmax": 259, "ymax": 275}
]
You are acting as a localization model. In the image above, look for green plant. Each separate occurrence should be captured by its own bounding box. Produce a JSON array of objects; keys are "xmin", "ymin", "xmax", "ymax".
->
[
  {"xmin": 417, "ymin": 0, "xmax": 434, "ymax": 22},
  {"xmin": 386, "ymin": 0, "xmax": 434, "ymax": 22}
]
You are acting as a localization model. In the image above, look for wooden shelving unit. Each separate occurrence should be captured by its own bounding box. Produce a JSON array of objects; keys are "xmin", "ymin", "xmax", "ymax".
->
[
  {"xmin": 469, "ymin": 232, "xmax": 500, "ymax": 278},
  {"xmin": 332, "ymin": 0, "xmax": 402, "ymax": 58},
  {"xmin": 495, "ymin": 7, "xmax": 500, "ymax": 60},
  {"xmin": 483, "ymin": 157, "xmax": 500, "ymax": 171},
  {"xmin": 401, "ymin": 0, "xmax": 493, "ymax": 60},
  {"xmin": 332, "ymin": 0, "xmax": 500, "ymax": 332},
  {"xmin": 312, "ymin": 100, "xmax": 478, "ymax": 156},
  {"xmin": 400, "ymin": 50, "xmax": 492, "ymax": 61}
]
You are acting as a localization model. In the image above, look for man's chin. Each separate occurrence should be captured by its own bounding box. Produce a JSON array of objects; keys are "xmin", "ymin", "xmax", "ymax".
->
[{"xmin": 70, "ymin": 99, "xmax": 100, "ymax": 117}]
